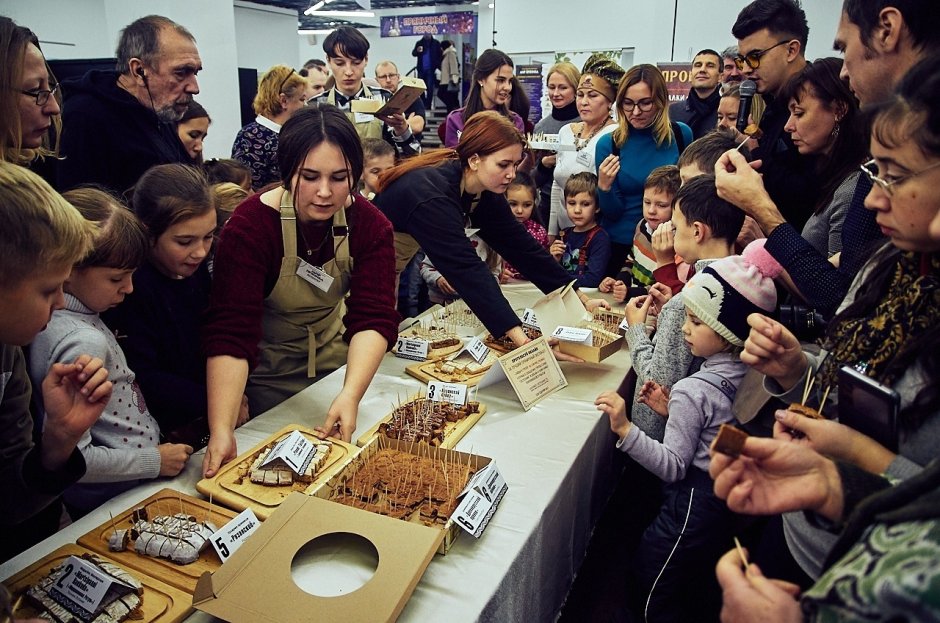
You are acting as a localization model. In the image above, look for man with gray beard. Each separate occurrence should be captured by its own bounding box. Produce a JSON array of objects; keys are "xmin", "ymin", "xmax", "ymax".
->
[{"xmin": 58, "ymin": 15, "xmax": 201, "ymax": 194}]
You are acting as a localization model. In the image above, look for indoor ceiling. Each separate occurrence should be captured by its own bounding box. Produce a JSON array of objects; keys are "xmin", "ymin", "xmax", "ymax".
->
[{"xmin": 246, "ymin": 0, "xmax": 474, "ymax": 30}]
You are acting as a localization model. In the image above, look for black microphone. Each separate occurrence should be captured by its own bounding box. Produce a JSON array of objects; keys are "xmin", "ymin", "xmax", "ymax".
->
[{"xmin": 736, "ymin": 80, "xmax": 757, "ymax": 133}]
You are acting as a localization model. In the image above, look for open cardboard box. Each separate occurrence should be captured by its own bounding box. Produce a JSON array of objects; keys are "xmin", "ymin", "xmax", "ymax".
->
[
  {"xmin": 310, "ymin": 437, "xmax": 493, "ymax": 555},
  {"xmin": 531, "ymin": 282, "xmax": 623, "ymax": 363},
  {"xmin": 193, "ymin": 492, "xmax": 441, "ymax": 623},
  {"xmin": 350, "ymin": 77, "xmax": 426, "ymax": 117}
]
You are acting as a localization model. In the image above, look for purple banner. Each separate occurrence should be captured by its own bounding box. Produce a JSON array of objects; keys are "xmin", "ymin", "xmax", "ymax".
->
[
  {"xmin": 516, "ymin": 64, "xmax": 544, "ymax": 126},
  {"xmin": 381, "ymin": 12, "xmax": 476, "ymax": 37}
]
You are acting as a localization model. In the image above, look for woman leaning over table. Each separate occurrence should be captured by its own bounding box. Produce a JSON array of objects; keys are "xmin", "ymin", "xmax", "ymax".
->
[
  {"xmin": 375, "ymin": 110, "xmax": 607, "ymax": 354},
  {"xmin": 549, "ymin": 54, "xmax": 624, "ymax": 242},
  {"xmin": 202, "ymin": 104, "xmax": 398, "ymax": 477},
  {"xmin": 595, "ymin": 64, "xmax": 692, "ymax": 277}
]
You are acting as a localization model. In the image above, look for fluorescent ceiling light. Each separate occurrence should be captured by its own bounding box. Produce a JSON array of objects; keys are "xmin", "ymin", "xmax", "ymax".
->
[
  {"xmin": 298, "ymin": 28, "xmax": 335, "ymax": 35},
  {"xmin": 312, "ymin": 10, "xmax": 376, "ymax": 16},
  {"xmin": 304, "ymin": 1, "xmax": 326, "ymax": 14}
]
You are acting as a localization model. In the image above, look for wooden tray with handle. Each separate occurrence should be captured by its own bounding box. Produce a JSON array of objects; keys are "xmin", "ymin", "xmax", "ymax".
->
[
  {"xmin": 355, "ymin": 393, "xmax": 486, "ymax": 449},
  {"xmin": 3, "ymin": 543, "xmax": 192, "ymax": 622},
  {"xmin": 77, "ymin": 488, "xmax": 236, "ymax": 593},
  {"xmin": 195, "ymin": 424, "xmax": 359, "ymax": 520}
]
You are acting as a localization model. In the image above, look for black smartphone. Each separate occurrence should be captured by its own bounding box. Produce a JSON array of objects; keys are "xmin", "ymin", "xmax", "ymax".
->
[{"xmin": 837, "ymin": 365, "xmax": 900, "ymax": 452}]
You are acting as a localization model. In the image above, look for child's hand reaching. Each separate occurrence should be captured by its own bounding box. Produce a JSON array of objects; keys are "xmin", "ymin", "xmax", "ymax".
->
[
  {"xmin": 652, "ymin": 221, "xmax": 676, "ymax": 266},
  {"xmin": 648, "ymin": 282, "xmax": 673, "ymax": 314},
  {"xmin": 637, "ymin": 380, "xmax": 670, "ymax": 417},
  {"xmin": 549, "ymin": 239, "xmax": 565, "ymax": 260},
  {"xmin": 599, "ymin": 276, "xmax": 616, "ymax": 293},
  {"xmin": 611, "ymin": 280, "xmax": 628, "ymax": 303},
  {"xmin": 624, "ymin": 294, "xmax": 653, "ymax": 326},
  {"xmin": 595, "ymin": 390, "xmax": 630, "ymax": 439},
  {"xmin": 436, "ymin": 276, "xmax": 458, "ymax": 296}
]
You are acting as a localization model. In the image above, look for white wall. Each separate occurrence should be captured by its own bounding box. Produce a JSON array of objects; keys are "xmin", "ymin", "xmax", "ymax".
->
[
  {"xmin": 1, "ymin": 0, "xmax": 242, "ymax": 159},
  {"xmin": 234, "ymin": 1, "xmax": 298, "ymax": 73},
  {"xmin": 492, "ymin": 0, "xmax": 843, "ymax": 64}
]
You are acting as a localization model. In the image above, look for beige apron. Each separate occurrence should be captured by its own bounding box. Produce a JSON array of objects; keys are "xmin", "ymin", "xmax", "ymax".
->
[
  {"xmin": 327, "ymin": 86, "xmax": 384, "ymax": 141},
  {"xmin": 246, "ymin": 192, "xmax": 353, "ymax": 415}
]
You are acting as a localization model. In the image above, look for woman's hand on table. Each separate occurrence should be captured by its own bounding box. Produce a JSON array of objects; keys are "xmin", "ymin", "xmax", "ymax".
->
[
  {"xmin": 597, "ymin": 154, "xmax": 620, "ymax": 192},
  {"xmin": 202, "ymin": 430, "xmax": 238, "ymax": 478},
  {"xmin": 773, "ymin": 410, "xmax": 896, "ymax": 474},
  {"xmin": 317, "ymin": 391, "xmax": 358, "ymax": 443}
]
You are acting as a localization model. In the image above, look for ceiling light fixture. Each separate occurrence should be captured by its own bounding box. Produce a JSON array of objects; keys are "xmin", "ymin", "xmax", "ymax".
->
[
  {"xmin": 310, "ymin": 10, "xmax": 376, "ymax": 17},
  {"xmin": 304, "ymin": 1, "xmax": 327, "ymax": 15},
  {"xmin": 298, "ymin": 28, "xmax": 336, "ymax": 35}
]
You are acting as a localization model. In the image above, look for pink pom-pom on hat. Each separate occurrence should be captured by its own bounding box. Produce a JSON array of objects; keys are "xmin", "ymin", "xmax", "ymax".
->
[{"xmin": 741, "ymin": 238, "xmax": 783, "ymax": 280}]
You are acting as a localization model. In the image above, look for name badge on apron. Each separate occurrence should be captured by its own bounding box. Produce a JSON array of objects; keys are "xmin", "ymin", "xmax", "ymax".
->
[
  {"xmin": 296, "ymin": 258, "xmax": 335, "ymax": 292},
  {"xmin": 354, "ymin": 112, "xmax": 374, "ymax": 124},
  {"xmin": 576, "ymin": 150, "xmax": 593, "ymax": 168}
]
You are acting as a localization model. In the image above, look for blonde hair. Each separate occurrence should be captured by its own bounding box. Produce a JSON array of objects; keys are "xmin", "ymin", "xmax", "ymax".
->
[
  {"xmin": 63, "ymin": 187, "xmax": 149, "ymax": 270},
  {"xmin": 546, "ymin": 62, "xmax": 580, "ymax": 92},
  {"xmin": 0, "ymin": 18, "xmax": 62, "ymax": 164},
  {"xmin": 612, "ymin": 64, "xmax": 673, "ymax": 149},
  {"xmin": 253, "ymin": 65, "xmax": 308, "ymax": 119},
  {"xmin": 211, "ymin": 182, "xmax": 248, "ymax": 226},
  {"xmin": 0, "ymin": 161, "xmax": 95, "ymax": 286}
]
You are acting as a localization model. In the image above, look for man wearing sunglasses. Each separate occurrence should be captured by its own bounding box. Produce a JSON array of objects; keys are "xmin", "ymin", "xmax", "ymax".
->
[
  {"xmin": 58, "ymin": 15, "xmax": 199, "ymax": 195},
  {"xmin": 731, "ymin": 0, "xmax": 815, "ymax": 232}
]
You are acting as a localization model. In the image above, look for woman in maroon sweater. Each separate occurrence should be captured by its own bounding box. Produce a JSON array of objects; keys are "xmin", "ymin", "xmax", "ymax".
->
[{"xmin": 202, "ymin": 105, "xmax": 398, "ymax": 477}]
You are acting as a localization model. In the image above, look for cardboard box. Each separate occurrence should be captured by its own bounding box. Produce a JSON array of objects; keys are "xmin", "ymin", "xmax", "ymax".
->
[
  {"xmin": 350, "ymin": 77, "xmax": 426, "ymax": 117},
  {"xmin": 310, "ymin": 437, "xmax": 493, "ymax": 555},
  {"xmin": 556, "ymin": 325, "xmax": 624, "ymax": 363},
  {"xmin": 193, "ymin": 493, "xmax": 441, "ymax": 623}
]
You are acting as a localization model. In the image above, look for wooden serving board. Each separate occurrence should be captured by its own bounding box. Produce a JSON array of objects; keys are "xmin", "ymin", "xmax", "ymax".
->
[
  {"xmin": 3, "ymin": 544, "xmax": 192, "ymax": 622},
  {"xmin": 393, "ymin": 335, "xmax": 465, "ymax": 360},
  {"xmin": 356, "ymin": 397, "xmax": 487, "ymax": 449},
  {"xmin": 405, "ymin": 356, "xmax": 496, "ymax": 388},
  {"xmin": 195, "ymin": 424, "xmax": 359, "ymax": 520},
  {"xmin": 77, "ymin": 488, "xmax": 235, "ymax": 593}
]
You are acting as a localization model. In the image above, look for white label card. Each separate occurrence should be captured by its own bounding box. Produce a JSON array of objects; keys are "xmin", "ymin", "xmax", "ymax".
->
[
  {"xmin": 261, "ymin": 429, "xmax": 316, "ymax": 475},
  {"xmin": 453, "ymin": 462, "xmax": 508, "ymax": 538},
  {"xmin": 210, "ymin": 508, "xmax": 261, "ymax": 562},
  {"xmin": 296, "ymin": 259, "xmax": 335, "ymax": 293},
  {"xmin": 49, "ymin": 555, "xmax": 134, "ymax": 619},
  {"xmin": 354, "ymin": 111, "xmax": 375, "ymax": 123},
  {"xmin": 395, "ymin": 337, "xmax": 430, "ymax": 361},
  {"xmin": 521, "ymin": 308, "xmax": 540, "ymax": 329},
  {"xmin": 619, "ymin": 318, "xmax": 629, "ymax": 331},
  {"xmin": 576, "ymin": 150, "xmax": 593, "ymax": 168},
  {"xmin": 466, "ymin": 337, "xmax": 490, "ymax": 363},
  {"xmin": 426, "ymin": 381, "xmax": 467, "ymax": 405},
  {"xmin": 551, "ymin": 326, "xmax": 593, "ymax": 345}
]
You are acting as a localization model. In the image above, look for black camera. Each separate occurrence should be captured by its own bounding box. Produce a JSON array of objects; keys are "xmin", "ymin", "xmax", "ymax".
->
[{"xmin": 777, "ymin": 304, "xmax": 828, "ymax": 342}]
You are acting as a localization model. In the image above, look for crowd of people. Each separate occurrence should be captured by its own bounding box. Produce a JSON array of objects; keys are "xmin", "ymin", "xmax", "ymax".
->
[{"xmin": 2, "ymin": 0, "xmax": 940, "ymax": 621}]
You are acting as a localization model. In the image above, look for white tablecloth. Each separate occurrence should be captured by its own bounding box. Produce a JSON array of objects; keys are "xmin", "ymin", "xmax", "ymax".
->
[{"xmin": 1, "ymin": 284, "xmax": 630, "ymax": 622}]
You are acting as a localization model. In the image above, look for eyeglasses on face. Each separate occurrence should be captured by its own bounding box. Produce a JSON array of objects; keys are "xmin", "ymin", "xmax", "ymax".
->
[
  {"xmin": 622, "ymin": 98, "xmax": 655, "ymax": 113},
  {"xmin": 20, "ymin": 83, "xmax": 59, "ymax": 106},
  {"xmin": 860, "ymin": 158, "xmax": 940, "ymax": 196},
  {"xmin": 734, "ymin": 39, "xmax": 792, "ymax": 70},
  {"xmin": 376, "ymin": 73, "xmax": 399, "ymax": 81}
]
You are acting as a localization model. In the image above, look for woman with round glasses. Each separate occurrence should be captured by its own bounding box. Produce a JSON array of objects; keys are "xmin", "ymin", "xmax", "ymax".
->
[
  {"xmin": 232, "ymin": 65, "xmax": 310, "ymax": 190},
  {"xmin": 714, "ymin": 55, "xmax": 940, "ymax": 593},
  {"xmin": 594, "ymin": 64, "xmax": 692, "ymax": 278},
  {"xmin": 0, "ymin": 17, "xmax": 62, "ymax": 166}
]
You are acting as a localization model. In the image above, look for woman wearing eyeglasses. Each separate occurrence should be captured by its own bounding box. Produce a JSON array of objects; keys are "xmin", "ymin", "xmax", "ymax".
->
[
  {"xmin": 232, "ymin": 65, "xmax": 310, "ymax": 190},
  {"xmin": 713, "ymin": 56, "xmax": 940, "ymax": 594},
  {"xmin": 0, "ymin": 17, "xmax": 61, "ymax": 166},
  {"xmin": 594, "ymin": 64, "xmax": 692, "ymax": 278}
]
